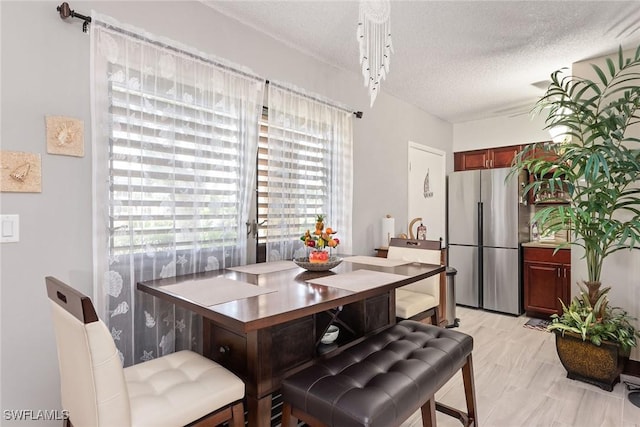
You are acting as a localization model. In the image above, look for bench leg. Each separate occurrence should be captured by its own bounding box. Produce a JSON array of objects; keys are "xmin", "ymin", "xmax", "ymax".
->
[
  {"xmin": 435, "ymin": 354, "xmax": 478, "ymax": 427},
  {"xmin": 421, "ymin": 396, "xmax": 436, "ymax": 427},
  {"xmin": 462, "ymin": 354, "xmax": 478, "ymax": 426}
]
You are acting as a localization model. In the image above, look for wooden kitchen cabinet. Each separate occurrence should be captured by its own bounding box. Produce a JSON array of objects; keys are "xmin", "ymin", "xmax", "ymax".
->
[
  {"xmin": 523, "ymin": 246, "xmax": 571, "ymax": 318},
  {"xmin": 492, "ymin": 145, "xmax": 523, "ymax": 168},
  {"xmin": 454, "ymin": 144, "xmax": 522, "ymax": 171}
]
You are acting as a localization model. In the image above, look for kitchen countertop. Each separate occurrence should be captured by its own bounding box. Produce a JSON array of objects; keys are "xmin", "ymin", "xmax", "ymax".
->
[{"xmin": 522, "ymin": 241, "xmax": 571, "ymax": 249}]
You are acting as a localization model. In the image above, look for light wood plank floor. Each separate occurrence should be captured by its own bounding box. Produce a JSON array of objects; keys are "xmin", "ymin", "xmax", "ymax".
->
[{"xmin": 401, "ymin": 307, "xmax": 640, "ymax": 427}]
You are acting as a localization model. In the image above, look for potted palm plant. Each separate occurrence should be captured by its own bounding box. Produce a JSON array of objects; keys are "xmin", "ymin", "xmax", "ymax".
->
[{"xmin": 511, "ymin": 46, "xmax": 640, "ymax": 390}]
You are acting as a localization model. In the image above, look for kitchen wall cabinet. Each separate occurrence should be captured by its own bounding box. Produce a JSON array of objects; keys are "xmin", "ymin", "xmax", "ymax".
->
[
  {"xmin": 454, "ymin": 144, "xmax": 522, "ymax": 171},
  {"xmin": 523, "ymin": 246, "xmax": 571, "ymax": 318}
]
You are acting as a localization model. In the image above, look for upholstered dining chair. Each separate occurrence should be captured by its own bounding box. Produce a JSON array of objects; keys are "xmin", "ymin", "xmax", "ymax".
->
[
  {"xmin": 46, "ymin": 276, "xmax": 245, "ymax": 427},
  {"xmin": 387, "ymin": 238, "xmax": 443, "ymax": 325}
]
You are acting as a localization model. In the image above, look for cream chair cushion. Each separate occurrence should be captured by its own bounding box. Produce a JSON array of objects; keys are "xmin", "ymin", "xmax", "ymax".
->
[
  {"xmin": 395, "ymin": 290, "xmax": 438, "ymax": 319},
  {"xmin": 387, "ymin": 246, "xmax": 441, "ymax": 319},
  {"xmin": 125, "ymin": 350, "xmax": 244, "ymax": 427}
]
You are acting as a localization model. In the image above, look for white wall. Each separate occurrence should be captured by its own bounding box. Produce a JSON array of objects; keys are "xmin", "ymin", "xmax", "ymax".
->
[
  {"xmin": 453, "ymin": 112, "xmax": 550, "ymax": 152},
  {"xmin": 0, "ymin": 1, "xmax": 452, "ymax": 421}
]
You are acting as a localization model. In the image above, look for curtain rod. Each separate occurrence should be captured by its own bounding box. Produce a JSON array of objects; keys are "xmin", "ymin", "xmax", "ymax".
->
[
  {"xmin": 55, "ymin": 3, "xmax": 363, "ymax": 119},
  {"xmin": 266, "ymin": 81, "xmax": 363, "ymax": 118}
]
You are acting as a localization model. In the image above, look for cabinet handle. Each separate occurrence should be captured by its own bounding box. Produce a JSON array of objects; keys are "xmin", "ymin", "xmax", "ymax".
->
[
  {"xmin": 491, "ymin": 159, "xmax": 494, "ymax": 167},
  {"xmin": 557, "ymin": 268, "xmax": 560, "ymax": 278},
  {"xmin": 564, "ymin": 268, "xmax": 567, "ymax": 278},
  {"xmin": 219, "ymin": 345, "xmax": 230, "ymax": 354}
]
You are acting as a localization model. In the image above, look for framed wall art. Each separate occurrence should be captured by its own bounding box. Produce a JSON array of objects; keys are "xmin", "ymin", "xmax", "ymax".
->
[
  {"xmin": 0, "ymin": 150, "xmax": 42, "ymax": 193},
  {"xmin": 46, "ymin": 115, "xmax": 85, "ymax": 157}
]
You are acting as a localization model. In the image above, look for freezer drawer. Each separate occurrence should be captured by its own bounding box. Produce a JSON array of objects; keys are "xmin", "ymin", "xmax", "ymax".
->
[
  {"xmin": 481, "ymin": 168, "xmax": 520, "ymax": 248},
  {"xmin": 483, "ymin": 247, "xmax": 521, "ymax": 315},
  {"xmin": 448, "ymin": 244, "xmax": 480, "ymax": 308}
]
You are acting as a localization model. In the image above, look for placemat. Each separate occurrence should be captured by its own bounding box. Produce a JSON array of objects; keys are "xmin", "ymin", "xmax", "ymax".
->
[
  {"xmin": 305, "ymin": 269, "xmax": 409, "ymax": 292},
  {"xmin": 342, "ymin": 255, "xmax": 411, "ymax": 267},
  {"xmin": 227, "ymin": 260, "xmax": 298, "ymax": 275},
  {"xmin": 163, "ymin": 277, "xmax": 276, "ymax": 307}
]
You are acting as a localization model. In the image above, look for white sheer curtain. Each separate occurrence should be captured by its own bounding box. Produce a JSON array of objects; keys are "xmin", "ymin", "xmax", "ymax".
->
[
  {"xmin": 91, "ymin": 13, "xmax": 264, "ymax": 366},
  {"xmin": 265, "ymin": 82, "xmax": 353, "ymax": 261}
]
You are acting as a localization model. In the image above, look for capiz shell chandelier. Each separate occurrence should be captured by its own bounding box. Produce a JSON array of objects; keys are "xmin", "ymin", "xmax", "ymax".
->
[{"xmin": 357, "ymin": 0, "xmax": 393, "ymax": 107}]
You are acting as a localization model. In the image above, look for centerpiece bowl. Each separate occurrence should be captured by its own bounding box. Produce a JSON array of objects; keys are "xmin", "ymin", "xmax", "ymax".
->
[{"xmin": 293, "ymin": 256, "xmax": 343, "ymax": 271}]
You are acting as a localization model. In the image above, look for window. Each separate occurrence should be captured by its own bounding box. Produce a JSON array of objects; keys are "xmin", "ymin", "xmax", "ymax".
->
[
  {"xmin": 260, "ymin": 83, "xmax": 353, "ymax": 261},
  {"xmin": 257, "ymin": 108, "xmax": 333, "ymax": 245},
  {"xmin": 109, "ymin": 78, "xmax": 248, "ymax": 257},
  {"xmin": 92, "ymin": 16, "xmax": 264, "ymax": 365}
]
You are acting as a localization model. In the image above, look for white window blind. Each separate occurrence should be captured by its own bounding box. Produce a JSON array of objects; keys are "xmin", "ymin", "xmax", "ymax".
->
[
  {"xmin": 108, "ymin": 78, "xmax": 249, "ymax": 255},
  {"xmin": 257, "ymin": 108, "xmax": 331, "ymax": 244}
]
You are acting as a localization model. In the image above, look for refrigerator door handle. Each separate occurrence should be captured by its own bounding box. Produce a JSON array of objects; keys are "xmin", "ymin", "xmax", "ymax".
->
[{"xmin": 478, "ymin": 202, "xmax": 483, "ymax": 246}]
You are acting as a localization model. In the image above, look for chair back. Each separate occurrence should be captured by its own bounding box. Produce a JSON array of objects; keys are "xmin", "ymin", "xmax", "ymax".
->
[
  {"xmin": 387, "ymin": 238, "xmax": 442, "ymax": 301},
  {"xmin": 387, "ymin": 238, "xmax": 441, "ymax": 261},
  {"xmin": 46, "ymin": 276, "xmax": 131, "ymax": 427}
]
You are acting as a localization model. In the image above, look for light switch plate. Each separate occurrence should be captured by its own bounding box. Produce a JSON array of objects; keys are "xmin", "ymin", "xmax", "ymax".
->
[{"xmin": 1, "ymin": 215, "xmax": 19, "ymax": 243}]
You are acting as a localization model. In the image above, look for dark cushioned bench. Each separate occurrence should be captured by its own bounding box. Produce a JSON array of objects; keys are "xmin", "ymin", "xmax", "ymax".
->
[{"xmin": 281, "ymin": 320, "xmax": 477, "ymax": 427}]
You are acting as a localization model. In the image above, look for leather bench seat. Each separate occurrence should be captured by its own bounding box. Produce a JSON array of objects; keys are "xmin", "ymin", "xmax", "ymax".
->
[{"xmin": 281, "ymin": 320, "xmax": 475, "ymax": 427}]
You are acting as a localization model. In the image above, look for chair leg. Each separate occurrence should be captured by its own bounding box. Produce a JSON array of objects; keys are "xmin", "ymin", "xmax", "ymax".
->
[
  {"xmin": 430, "ymin": 307, "xmax": 440, "ymax": 326},
  {"xmin": 229, "ymin": 402, "xmax": 245, "ymax": 427},
  {"xmin": 421, "ymin": 396, "xmax": 436, "ymax": 427},
  {"xmin": 281, "ymin": 402, "xmax": 295, "ymax": 427},
  {"xmin": 462, "ymin": 354, "xmax": 478, "ymax": 426}
]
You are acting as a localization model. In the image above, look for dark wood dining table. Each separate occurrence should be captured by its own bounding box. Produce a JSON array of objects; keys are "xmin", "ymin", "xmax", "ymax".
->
[{"xmin": 137, "ymin": 256, "xmax": 445, "ymax": 427}]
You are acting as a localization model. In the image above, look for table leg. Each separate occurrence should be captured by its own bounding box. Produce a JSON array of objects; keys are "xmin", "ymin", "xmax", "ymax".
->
[{"xmin": 247, "ymin": 393, "xmax": 273, "ymax": 427}]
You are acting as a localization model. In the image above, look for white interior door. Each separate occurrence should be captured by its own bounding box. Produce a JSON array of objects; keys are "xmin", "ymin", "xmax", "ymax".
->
[{"xmin": 408, "ymin": 142, "xmax": 446, "ymax": 244}]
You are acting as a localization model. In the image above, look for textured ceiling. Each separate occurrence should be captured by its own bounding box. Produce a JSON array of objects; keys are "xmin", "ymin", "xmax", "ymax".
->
[{"xmin": 204, "ymin": 1, "xmax": 640, "ymax": 123}]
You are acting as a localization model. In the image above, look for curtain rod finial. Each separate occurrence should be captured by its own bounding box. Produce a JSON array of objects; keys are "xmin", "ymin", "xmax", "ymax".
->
[{"xmin": 57, "ymin": 2, "xmax": 71, "ymax": 19}]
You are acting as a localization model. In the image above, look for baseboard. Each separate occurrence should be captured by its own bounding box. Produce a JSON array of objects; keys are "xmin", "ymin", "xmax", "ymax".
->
[{"xmin": 624, "ymin": 359, "xmax": 640, "ymax": 378}]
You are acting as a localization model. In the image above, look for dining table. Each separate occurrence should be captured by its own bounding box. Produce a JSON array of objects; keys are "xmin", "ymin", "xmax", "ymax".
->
[{"xmin": 137, "ymin": 255, "xmax": 445, "ymax": 427}]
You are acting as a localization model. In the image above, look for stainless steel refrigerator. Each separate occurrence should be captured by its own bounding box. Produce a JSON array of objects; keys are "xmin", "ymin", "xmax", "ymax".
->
[{"xmin": 447, "ymin": 168, "xmax": 530, "ymax": 315}]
